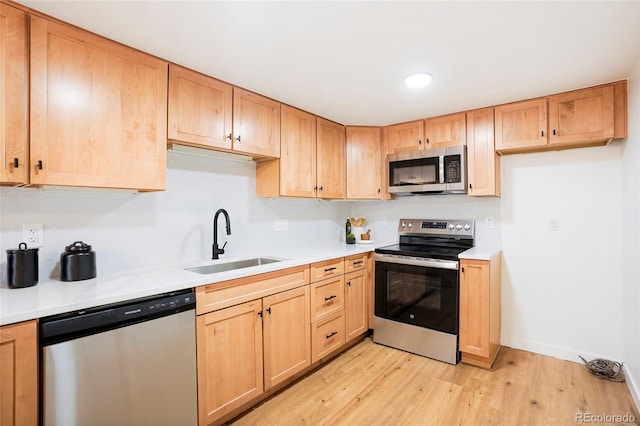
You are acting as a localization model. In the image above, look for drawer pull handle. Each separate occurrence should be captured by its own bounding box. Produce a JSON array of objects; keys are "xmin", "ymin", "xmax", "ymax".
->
[
  {"xmin": 13, "ymin": 158, "xmax": 19, "ymax": 168},
  {"xmin": 37, "ymin": 160, "xmax": 43, "ymax": 170},
  {"xmin": 324, "ymin": 295, "xmax": 337, "ymax": 302},
  {"xmin": 324, "ymin": 267, "xmax": 336, "ymax": 272},
  {"xmin": 326, "ymin": 331, "xmax": 338, "ymax": 339},
  {"xmin": 353, "ymin": 260, "xmax": 363, "ymax": 265}
]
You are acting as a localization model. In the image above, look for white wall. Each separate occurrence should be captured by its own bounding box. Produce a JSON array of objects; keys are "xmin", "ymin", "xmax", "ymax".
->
[
  {"xmin": 0, "ymin": 151, "xmax": 349, "ymax": 283},
  {"xmin": 500, "ymin": 145, "xmax": 624, "ymax": 362},
  {"xmin": 622, "ymin": 58, "xmax": 640, "ymax": 409}
]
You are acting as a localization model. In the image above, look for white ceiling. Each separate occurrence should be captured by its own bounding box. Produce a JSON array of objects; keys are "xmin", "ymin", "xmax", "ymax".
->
[{"xmin": 19, "ymin": 1, "xmax": 640, "ymax": 126}]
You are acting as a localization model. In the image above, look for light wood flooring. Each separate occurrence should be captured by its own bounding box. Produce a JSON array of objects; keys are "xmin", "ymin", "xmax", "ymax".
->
[{"xmin": 232, "ymin": 338, "xmax": 639, "ymax": 426}]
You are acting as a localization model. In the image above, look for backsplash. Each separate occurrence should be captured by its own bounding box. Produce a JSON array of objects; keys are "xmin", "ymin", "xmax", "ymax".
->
[{"xmin": 0, "ymin": 151, "xmax": 349, "ymax": 284}]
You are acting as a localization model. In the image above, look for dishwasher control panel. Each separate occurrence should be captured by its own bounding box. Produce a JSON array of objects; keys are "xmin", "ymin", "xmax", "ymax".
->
[{"xmin": 40, "ymin": 289, "xmax": 196, "ymax": 346}]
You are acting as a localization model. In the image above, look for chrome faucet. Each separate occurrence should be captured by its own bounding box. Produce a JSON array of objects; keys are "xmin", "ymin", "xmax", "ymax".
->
[{"xmin": 212, "ymin": 208, "xmax": 231, "ymax": 259}]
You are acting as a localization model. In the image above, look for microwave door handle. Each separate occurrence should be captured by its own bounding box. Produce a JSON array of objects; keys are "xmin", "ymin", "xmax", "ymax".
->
[{"xmin": 439, "ymin": 155, "xmax": 445, "ymax": 184}]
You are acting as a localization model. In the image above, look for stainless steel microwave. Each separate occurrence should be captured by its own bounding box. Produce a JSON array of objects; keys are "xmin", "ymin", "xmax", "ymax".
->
[{"xmin": 387, "ymin": 145, "xmax": 467, "ymax": 194}]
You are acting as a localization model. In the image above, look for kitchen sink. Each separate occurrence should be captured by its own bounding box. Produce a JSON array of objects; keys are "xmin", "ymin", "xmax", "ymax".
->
[{"xmin": 185, "ymin": 257, "xmax": 282, "ymax": 275}]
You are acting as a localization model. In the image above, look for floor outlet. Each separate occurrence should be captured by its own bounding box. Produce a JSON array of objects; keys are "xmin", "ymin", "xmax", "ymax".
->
[{"xmin": 22, "ymin": 224, "xmax": 44, "ymax": 247}]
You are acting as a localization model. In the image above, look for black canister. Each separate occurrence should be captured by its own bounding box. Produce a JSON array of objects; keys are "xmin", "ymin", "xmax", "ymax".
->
[
  {"xmin": 60, "ymin": 241, "xmax": 96, "ymax": 282},
  {"xmin": 6, "ymin": 242, "xmax": 39, "ymax": 288}
]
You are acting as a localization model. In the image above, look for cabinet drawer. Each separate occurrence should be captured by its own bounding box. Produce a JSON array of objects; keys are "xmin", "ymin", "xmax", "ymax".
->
[
  {"xmin": 310, "ymin": 258, "xmax": 344, "ymax": 282},
  {"xmin": 310, "ymin": 276, "xmax": 344, "ymax": 321},
  {"xmin": 311, "ymin": 311, "xmax": 345, "ymax": 363},
  {"xmin": 344, "ymin": 253, "xmax": 367, "ymax": 273},
  {"xmin": 196, "ymin": 265, "xmax": 309, "ymax": 315}
]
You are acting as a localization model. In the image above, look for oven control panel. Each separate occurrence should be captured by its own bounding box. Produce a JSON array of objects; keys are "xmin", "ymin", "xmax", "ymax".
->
[{"xmin": 398, "ymin": 219, "xmax": 474, "ymax": 237}]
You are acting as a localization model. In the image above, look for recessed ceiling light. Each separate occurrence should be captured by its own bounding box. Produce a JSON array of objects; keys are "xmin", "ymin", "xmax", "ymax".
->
[{"xmin": 404, "ymin": 73, "xmax": 432, "ymax": 88}]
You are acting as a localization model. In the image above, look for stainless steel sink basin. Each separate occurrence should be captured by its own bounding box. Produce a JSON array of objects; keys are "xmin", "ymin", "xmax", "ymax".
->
[{"xmin": 185, "ymin": 257, "xmax": 282, "ymax": 275}]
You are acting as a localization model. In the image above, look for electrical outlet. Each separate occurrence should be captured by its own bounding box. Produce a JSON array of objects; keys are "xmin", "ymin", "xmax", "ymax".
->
[
  {"xmin": 485, "ymin": 216, "xmax": 495, "ymax": 229},
  {"xmin": 548, "ymin": 218, "xmax": 560, "ymax": 232},
  {"xmin": 22, "ymin": 224, "xmax": 44, "ymax": 247},
  {"xmin": 272, "ymin": 219, "xmax": 288, "ymax": 232},
  {"xmin": 380, "ymin": 217, "xmax": 387, "ymax": 227}
]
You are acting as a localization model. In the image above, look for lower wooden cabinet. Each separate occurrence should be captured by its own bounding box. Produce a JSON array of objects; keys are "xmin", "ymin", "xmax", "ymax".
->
[
  {"xmin": 195, "ymin": 268, "xmax": 311, "ymax": 425},
  {"xmin": 195, "ymin": 255, "xmax": 371, "ymax": 425},
  {"xmin": 344, "ymin": 269, "xmax": 368, "ymax": 341},
  {"xmin": 0, "ymin": 320, "xmax": 38, "ymax": 426},
  {"xmin": 196, "ymin": 300, "xmax": 264, "ymax": 425},
  {"xmin": 262, "ymin": 286, "xmax": 311, "ymax": 389},
  {"xmin": 459, "ymin": 254, "xmax": 502, "ymax": 368}
]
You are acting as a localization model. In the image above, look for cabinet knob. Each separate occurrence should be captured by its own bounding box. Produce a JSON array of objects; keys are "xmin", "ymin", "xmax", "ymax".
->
[
  {"xmin": 266, "ymin": 307, "xmax": 271, "ymax": 314},
  {"xmin": 419, "ymin": 139, "xmax": 422, "ymax": 145},
  {"xmin": 13, "ymin": 158, "xmax": 19, "ymax": 168},
  {"xmin": 235, "ymin": 135, "xmax": 241, "ymax": 142},
  {"xmin": 37, "ymin": 160, "xmax": 43, "ymax": 170},
  {"xmin": 541, "ymin": 130, "xmax": 545, "ymax": 137},
  {"xmin": 258, "ymin": 310, "xmax": 263, "ymax": 317},
  {"xmin": 553, "ymin": 129, "xmax": 556, "ymax": 136},
  {"xmin": 318, "ymin": 186, "xmax": 323, "ymax": 191},
  {"xmin": 226, "ymin": 133, "xmax": 232, "ymax": 141},
  {"xmin": 426, "ymin": 138, "xmax": 430, "ymax": 144},
  {"xmin": 461, "ymin": 267, "xmax": 465, "ymax": 273},
  {"xmin": 347, "ymin": 281, "xmax": 351, "ymax": 287}
]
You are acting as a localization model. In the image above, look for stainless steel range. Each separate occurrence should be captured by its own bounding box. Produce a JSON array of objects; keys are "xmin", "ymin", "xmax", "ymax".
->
[{"xmin": 374, "ymin": 219, "xmax": 474, "ymax": 364}]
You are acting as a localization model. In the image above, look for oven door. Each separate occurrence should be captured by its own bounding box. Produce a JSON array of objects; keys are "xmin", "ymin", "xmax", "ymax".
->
[{"xmin": 374, "ymin": 254, "xmax": 459, "ymax": 335}]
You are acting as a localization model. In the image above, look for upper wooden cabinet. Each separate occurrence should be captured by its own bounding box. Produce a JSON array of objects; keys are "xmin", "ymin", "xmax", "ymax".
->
[
  {"xmin": 168, "ymin": 64, "xmax": 233, "ymax": 151},
  {"xmin": 384, "ymin": 120, "xmax": 424, "ymax": 153},
  {"xmin": 0, "ymin": 320, "xmax": 38, "ymax": 426},
  {"xmin": 316, "ymin": 118, "xmax": 346, "ymax": 199},
  {"xmin": 256, "ymin": 109, "xmax": 345, "ymax": 199},
  {"xmin": 233, "ymin": 88, "xmax": 281, "ymax": 158},
  {"xmin": 0, "ymin": 3, "xmax": 27, "ymax": 185},
  {"xmin": 277, "ymin": 105, "xmax": 317, "ymax": 197},
  {"xmin": 424, "ymin": 112, "xmax": 466, "ymax": 149},
  {"xmin": 494, "ymin": 98, "xmax": 547, "ymax": 153},
  {"xmin": 29, "ymin": 16, "xmax": 167, "ymax": 191},
  {"xmin": 548, "ymin": 85, "xmax": 614, "ymax": 148},
  {"xmin": 466, "ymin": 108, "xmax": 499, "ymax": 197},
  {"xmin": 496, "ymin": 82, "xmax": 626, "ymax": 154},
  {"xmin": 346, "ymin": 126, "xmax": 388, "ymax": 199}
]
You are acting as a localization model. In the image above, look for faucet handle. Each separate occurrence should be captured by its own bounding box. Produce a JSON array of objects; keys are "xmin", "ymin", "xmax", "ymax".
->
[{"xmin": 221, "ymin": 241, "xmax": 227, "ymax": 251}]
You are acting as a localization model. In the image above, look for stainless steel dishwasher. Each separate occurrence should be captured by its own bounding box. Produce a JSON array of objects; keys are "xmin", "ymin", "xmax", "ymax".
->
[{"xmin": 40, "ymin": 289, "xmax": 197, "ymax": 426}]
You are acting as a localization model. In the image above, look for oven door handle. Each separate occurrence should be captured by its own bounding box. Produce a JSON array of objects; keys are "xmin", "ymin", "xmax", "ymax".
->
[{"xmin": 374, "ymin": 253, "xmax": 459, "ymax": 270}]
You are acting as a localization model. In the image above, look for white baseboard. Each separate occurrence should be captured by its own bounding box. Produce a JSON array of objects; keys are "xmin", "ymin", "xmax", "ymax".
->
[
  {"xmin": 624, "ymin": 365, "xmax": 640, "ymax": 413},
  {"xmin": 500, "ymin": 335, "xmax": 620, "ymax": 364}
]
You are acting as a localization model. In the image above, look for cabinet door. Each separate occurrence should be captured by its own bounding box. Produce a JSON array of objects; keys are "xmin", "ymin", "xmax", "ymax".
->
[
  {"xmin": 29, "ymin": 16, "xmax": 167, "ymax": 191},
  {"xmin": 0, "ymin": 4, "xmax": 27, "ymax": 185},
  {"xmin": 344, "ymin": 270, "xmax": 368, "ymax": 341},
  {"xmin": 279, "ymin": 105, "xmax": 316, "ymax": 197},
  {"xmin": 466, "ymin": 108, "xmax": 499, "ymax": 197},
  {"xmin": 316, "ymin": 118, "xmax": 345, "ymax": 199},
  {"xmin": 196, "ymin": 300, "xmax": 264, "ymax": 425},
  {"xmin": 494, "ymin": 98, "xmax": 547, "ymax": 152},
  {"xmin": 168, "ymin": 64, "xmax": 233, "ymax": 150},
  {"xmin": 424, "ymin": 112, "xmax": 466, "ymax": 149},
  {"xmin": 385, "ymin": 120, "xmax": 424, "ymax": 153},
  {"xmin": 263, "ymin": 286, "xmax": 310, "ymax": 389},
  {"xmin": 459, "ymin": 259, "xmax": 490, "ymax": 358},
  {"xmin": 233, "ymin": 88, "xmax": 280, "ymax": 158},
  {"xmin": 548, "ymin": 85, "xmax": 614, "ymax": 147},
  {"xmin": 346, "ymin": 127, "xmax": 384, "ymax": 199},
  {"xmin": 0, "ymin": 320, "xmax": 38, "ymax": 426}
]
